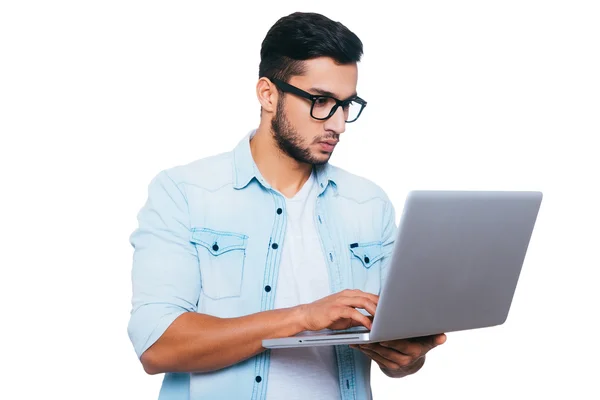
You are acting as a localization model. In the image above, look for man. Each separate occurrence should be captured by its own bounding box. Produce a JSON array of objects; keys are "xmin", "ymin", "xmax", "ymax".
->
[{"xmin": 128, "ymin": 11, "xmax": 446, "ymax": 399}]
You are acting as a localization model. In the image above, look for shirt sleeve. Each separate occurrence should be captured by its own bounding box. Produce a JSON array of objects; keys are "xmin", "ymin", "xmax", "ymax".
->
[
  {"xmin": 127, "ymin": 170, "xmax": 201, "ymax": 359},
  {"xmin": 380, "ymin": 197, "xmax": 398, "ymax": 292}
]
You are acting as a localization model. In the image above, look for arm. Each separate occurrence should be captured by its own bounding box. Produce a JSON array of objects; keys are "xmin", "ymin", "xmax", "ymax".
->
[
  {"xmin": 128, "ymin": 171, "xmax": 377, "ymax": 375},
  {"xmin": 140, "ymin": 306, "xmax": 306, "ymax": 375},
  {"xmin": 139, "ymin": 293, "xmax": 377, "ymax": 375},
  {"xmin": 127, "ymin": 170, "xmax": 307, "ymax": 374}
]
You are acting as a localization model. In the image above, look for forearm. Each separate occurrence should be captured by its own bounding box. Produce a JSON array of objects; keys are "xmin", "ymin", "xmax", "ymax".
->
[{"xmin": 140, "ymin": 306, "xmax": 305, "ymax": 375}]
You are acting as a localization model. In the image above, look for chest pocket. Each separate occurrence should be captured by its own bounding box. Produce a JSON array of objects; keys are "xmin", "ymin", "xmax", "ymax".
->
[
  {"xmin": 349, "ymin": 241, "xmax": 385, "ymax": 295},
  {"xmin": 191, "ymin": 228, "xmax": 248, "ymax": 300}
]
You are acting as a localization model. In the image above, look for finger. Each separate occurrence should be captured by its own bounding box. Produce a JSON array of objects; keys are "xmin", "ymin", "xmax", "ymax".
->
[
  {"xmin": 362, "ymin": 344, "xmax": 415, "ymax": 367},
  {"xmin": 415, "ymin": 334, "xmax": 444, "ymax": 352},
  {"xmin": 340, "ymin": 289, "xmax": 380, "ymax": 305},
  {"xmin": 338, "ymin": 307, "xmax": 373, "ymax": 330},
  {"xmin": 423, "ymin": 334, "xmax": 439, "ymax": 350},
  {"xmin": 337, "ymin": 297, "xmax": 377, "ymax": 317},
  {"xmin": 435, "ymin": 333, "xmax": 447, "ymax": 345},
  {"xmin": 348, "ymin": 316, "xmax": 372, "ymax": 327},
  {"xmin": 358, "ymin": 347, "xmax": 401, "ymax": 370},
  {"xmin": 379, "ymin": 340, "xmax": 421, "ymax": 357},
  {"xmin": 339, "ymin": 296, "xmax": 378, "ymax": 316},
  {"xmin": 387, "ymin": 334, "xmax": 444, "ymax": 355}
]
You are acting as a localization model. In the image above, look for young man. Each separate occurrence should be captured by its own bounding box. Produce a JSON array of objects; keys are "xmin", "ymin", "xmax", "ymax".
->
[{"xmin": 128, "ymin": 11, "xmax": 446, "ymax": 400}]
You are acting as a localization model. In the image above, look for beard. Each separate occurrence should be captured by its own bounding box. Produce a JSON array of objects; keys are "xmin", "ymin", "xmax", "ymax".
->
[{"xmin": 270, "ymin": 99, "xmax": 331, "ymax": 166}]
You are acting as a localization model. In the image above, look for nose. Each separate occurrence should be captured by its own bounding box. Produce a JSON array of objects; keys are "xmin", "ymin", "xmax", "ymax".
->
[{"xmin": 323, "ymin": 105, "xmax": 346, "ymax": 135}]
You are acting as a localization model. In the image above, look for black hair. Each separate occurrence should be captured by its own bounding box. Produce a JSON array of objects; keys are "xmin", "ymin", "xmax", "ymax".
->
[{"xmin": 259, "ymin": 12, "xmax": 363, "ymax": 83}]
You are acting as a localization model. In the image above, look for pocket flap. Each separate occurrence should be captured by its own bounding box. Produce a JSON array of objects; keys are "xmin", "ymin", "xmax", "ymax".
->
[
  {"xmin": 191, "ymin": 228, "xmax": 248, "ymax": 256},
  {"xmin": 349, "ymin": 241, "xmax": 384, "ymax": 269}
]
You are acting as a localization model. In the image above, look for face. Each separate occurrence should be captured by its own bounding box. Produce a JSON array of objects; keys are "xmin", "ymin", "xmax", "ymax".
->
[{"xmin": 270, "ymin": 57, "xmax": 358, "ymax": 165}]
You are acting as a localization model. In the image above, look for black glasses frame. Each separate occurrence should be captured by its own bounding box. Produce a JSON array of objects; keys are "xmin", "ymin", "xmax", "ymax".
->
[{"xmin": 270, "ymin": 78, "xmax": 367, "ymax": 123}]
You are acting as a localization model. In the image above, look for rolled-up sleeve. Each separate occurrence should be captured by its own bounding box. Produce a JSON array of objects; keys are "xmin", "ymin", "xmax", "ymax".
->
[{"xmin": 127, "ymin": 170, "xmax": 201, "ymax": 359}]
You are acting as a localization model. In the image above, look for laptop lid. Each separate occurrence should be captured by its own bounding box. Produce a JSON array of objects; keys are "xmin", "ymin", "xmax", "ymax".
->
[{"xmin": 369, "ymin": 190, "xmax": 542, "ymax": 342}]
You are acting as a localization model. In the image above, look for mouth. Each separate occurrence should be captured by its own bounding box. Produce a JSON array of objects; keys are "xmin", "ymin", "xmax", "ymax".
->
[{"xmin": 318, "ymin": 140, "xmax": 338, "ymax": 153}]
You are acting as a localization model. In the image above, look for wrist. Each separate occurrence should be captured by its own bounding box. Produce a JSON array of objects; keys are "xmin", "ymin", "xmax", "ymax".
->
[{"xmin": 290, "ymin": 305, "xmax": 308, "ymax": 332}]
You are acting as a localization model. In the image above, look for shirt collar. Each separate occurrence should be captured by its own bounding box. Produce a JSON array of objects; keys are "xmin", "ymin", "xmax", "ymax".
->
[{"xmin": 232, "ymin": 129, "xmax": 337, "ymax": 194}]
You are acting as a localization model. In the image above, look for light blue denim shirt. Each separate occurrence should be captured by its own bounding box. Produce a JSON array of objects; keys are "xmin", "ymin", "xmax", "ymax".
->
[{"xmin": 128, "ymin": 129, "xmax": 397, "ymax": 400}]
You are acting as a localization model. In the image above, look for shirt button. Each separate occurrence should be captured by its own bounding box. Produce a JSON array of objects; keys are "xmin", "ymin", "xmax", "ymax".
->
[
  {"xmin": 272, "ymin": 243, "xmax": 279, "ymax": 249},
  {"xmin": 276, "ymin": 208, "xmax": 283, "ymax": 215},
  {"xmin": 212, "ymin": 244, "xmax": 219, "ymax": 251},
  {"xmin": 265, "ymin": 285, "xmax": 271, "ymax": 292},
  {"xmin": 255, "ymin": 376, "xmax": 262, "ymax": 383},
  {"xmin": 364, "ymin": 256, "xmax": 370, "ymax": 264}
]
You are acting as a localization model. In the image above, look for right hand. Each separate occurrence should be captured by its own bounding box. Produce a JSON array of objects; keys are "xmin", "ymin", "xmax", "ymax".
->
[{"xmin": 298, "ymin": 289, "xmax": 379, "ymax": 332}]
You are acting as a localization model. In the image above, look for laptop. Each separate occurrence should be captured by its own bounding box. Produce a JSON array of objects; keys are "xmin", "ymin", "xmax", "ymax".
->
[{"xmin": 262, "ymin": 190, "xmax": 543, "ymax": 349}]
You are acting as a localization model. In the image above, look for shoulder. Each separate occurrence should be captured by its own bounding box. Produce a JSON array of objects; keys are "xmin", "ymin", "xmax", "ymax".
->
[
  {"xmin": 328, "ymin": 164, "xmax": 391, "ymax": 205},
  {"xmin": 159, "ymin": 150, "xmax": 235, "ymax": 191}
]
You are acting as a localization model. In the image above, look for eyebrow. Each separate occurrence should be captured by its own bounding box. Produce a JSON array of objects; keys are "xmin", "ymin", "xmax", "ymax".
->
[{"xmin": 308, "ymin": 87, "xmax": 358, "ymax": 101}]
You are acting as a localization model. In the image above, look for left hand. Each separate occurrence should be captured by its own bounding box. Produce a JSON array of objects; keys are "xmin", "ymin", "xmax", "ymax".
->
[{"xmin": 350, "ymin": 333, "xmax": 446, "ymax": 376}]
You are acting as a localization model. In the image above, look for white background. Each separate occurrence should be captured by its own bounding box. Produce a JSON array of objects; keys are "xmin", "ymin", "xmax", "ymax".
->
[{"xmin": 1, "ymin": 1, "xmax": 599, "ymax": 399}]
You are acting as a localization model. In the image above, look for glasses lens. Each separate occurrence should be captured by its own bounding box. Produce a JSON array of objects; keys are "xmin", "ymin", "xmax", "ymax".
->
[
  {"xmin": 311, "ymin": 97, "xmax": 338, "ymax": 119},
  {"xmin": 311, "ymin": 97, "xmax": 364, "ymax": 122},
  {"xmin": 344, "ymin": 100, "xmax": 363, "ymax": 122}
]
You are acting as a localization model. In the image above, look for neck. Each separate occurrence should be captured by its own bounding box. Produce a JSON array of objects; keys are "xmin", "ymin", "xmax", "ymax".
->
[{"xmin": 250, "ymin": 122, "xmax": 314, "ymax": 198}]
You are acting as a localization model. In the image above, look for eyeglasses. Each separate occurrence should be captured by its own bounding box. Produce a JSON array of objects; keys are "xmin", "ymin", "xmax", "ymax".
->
[{"xmin": 271, "ymin": 78, "xmax": 367, "ymax": 123}]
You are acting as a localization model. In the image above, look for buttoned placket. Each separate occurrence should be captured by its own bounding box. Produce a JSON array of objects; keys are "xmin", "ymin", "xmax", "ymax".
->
[
  {"xmin": 251, "ymin": 170, "xmax": 357, "ymax": 400},
  {"xmin": 252, "ymin": 189, "xmax": 287, "ymax": 400},
  {"xmin": 314, "ymin": 184, "xmax": 357, "ymax": 400}
]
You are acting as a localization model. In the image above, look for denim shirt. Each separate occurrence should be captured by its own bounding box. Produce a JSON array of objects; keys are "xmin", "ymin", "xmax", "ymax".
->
[{"xmin": 128, "ymin": 130, "xmax": 397, "ymax": 400}]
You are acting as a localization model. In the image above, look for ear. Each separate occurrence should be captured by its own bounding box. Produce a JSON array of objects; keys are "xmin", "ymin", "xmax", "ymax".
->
[{"xmin": 256, "ymin": 77, "xmax": 279, "ymax": 114}]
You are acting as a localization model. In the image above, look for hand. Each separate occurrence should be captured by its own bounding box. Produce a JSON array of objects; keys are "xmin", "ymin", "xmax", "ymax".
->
[
  {"xmin": 350, "ymin": 334, "xmax": 447, "ymax": 377},
  {"xmin": 298, "ymin": 289, "xmax": 378, "ymax": 331}
]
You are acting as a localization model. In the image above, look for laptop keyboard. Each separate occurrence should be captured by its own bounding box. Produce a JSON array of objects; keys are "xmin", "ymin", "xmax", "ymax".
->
[{"xmin": 295, "ymin": 326, "xmax": 370, "ymax": 337}]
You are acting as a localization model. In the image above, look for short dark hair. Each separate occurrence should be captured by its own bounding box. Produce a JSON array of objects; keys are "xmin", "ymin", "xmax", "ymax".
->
[{"xmin": 259, "ymin": 12, "xmax": 363, "ymax": 83}]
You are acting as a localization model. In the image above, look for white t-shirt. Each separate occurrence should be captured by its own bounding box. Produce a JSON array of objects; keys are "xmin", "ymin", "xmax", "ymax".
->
[{"xmin": 265, "ymin": 170, "xmax": 341, "ymax": 400}]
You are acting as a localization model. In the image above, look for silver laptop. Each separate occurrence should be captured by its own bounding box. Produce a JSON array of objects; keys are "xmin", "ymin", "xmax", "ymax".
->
[{"xmin": 262, "ymin": 190, "xmax": 543, "ymax": 348}]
